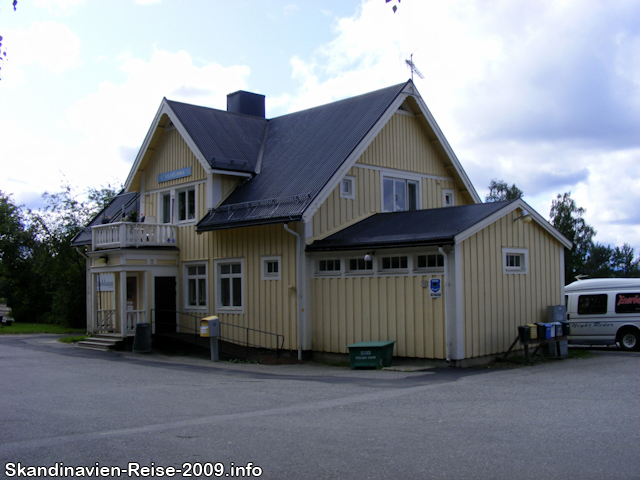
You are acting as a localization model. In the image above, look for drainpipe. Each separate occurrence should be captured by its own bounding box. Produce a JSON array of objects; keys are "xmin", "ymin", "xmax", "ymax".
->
[
  {"xmin": 284, "ymin": 223, "xmax": 303, "ymax": 361},
  {"xmin": 439, "ymin": 246, "xmax": 450, "ymax": 362}
]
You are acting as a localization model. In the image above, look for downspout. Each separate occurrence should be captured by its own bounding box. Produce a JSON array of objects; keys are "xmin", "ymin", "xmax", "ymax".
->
[
  {"xmin": 439, "ymin": 246, "xmax": 450, "ymax": 362},
  {"xmin": 284, "ymin": 223, "xmax": 303, "ymax": 361}
]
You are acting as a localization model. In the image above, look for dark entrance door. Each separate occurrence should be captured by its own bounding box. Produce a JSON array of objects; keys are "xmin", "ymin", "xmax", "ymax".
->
[{"xmin": 154, "ymin": 276, "xmax": 176, "ymax": 334}]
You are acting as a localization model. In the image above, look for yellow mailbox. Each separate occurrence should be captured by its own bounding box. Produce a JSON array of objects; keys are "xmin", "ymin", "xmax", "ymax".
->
[{"xmin": 200, "ymin": 315, "xmax": 219, "ymax": 338}]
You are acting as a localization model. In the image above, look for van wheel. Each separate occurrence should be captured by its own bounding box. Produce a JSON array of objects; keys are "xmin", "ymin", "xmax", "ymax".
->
[{"xmin": 618, "ymin": 329, "xmax": 640, "ymax": 351}]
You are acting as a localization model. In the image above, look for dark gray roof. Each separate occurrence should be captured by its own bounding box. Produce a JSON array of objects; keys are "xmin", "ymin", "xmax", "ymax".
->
[
  {"xmin": 196, "ymin": 81, "xmax": 409, "ymax": 231},
  {"xmin": 306, "ymin": 201, "xmax": 516, "ymax": 251},
  {"xmin": 167, "ymin": 100, "xmax": 267, "ymax": 174},
  {"xmin": 71, "ymin": 192, "xmax": 139, "ymax": 246}
]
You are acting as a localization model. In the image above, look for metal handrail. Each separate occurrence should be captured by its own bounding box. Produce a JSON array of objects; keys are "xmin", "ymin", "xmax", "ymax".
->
[{"xmin": 151, "ymin": 309, "xmax": 285, "ymax": 363}]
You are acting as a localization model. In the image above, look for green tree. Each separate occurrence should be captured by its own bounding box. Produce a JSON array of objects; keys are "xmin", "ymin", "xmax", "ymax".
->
[
  {"xmin": 583, "ymin": 243, "xmax": 613, "ymax": 278},
  {"xmin": 0, "ymin": 1, "xmax": 18, "ymax": 81},
  {"xmin": 485, "ymin": 179, "xmax": 524, "ymax": 202},
  {"xmin": 549, "ymin": 192, "xmax": 596, "ymax": 283},
  {"xmin": 611, "ymin": 243, "xmax": 640, "ymax": 277}
]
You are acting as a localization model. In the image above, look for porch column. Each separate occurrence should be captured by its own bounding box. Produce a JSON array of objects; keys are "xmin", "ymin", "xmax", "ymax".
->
[
  {"xmin": 90, "ymin": 271, "xmax": 97, "ymax": 334},
  {"xmin": 120, "ymin": 271, "xmax": 127, "ymax": 339}
]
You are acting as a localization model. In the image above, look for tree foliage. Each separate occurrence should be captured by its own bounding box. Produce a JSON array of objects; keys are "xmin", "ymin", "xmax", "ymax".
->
[
  {"xmin": 550, "ymin": 192, "xmax": 597, "ymax": 283},
  {"xmin": 485, "ymin": 179, "xmax": 523, "ymax": 202},
  {"xmin": 0, "ymin": 183, "xmax": 119, "ymax": 326}
]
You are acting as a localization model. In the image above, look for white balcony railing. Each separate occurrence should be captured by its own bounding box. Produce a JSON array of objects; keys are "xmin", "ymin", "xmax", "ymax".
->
[{"xmin": 92, "ymin": 222, "xmax": 177, "ymax": 250}]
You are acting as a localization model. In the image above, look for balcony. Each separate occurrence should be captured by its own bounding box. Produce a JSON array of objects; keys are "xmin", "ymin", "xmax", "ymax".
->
[{"xmin": 91, "ymin": 222, "xmax": 177, "ymax": 250}]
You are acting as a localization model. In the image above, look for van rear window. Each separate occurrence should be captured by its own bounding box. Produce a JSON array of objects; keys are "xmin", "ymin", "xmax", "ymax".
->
[
  {"xmin": 615, "ymin": 293, "xmax": 640, "ymax": 314},
  {"xmin": 578, "ymin": 294, "xmax": 608, "ymax": 315}
]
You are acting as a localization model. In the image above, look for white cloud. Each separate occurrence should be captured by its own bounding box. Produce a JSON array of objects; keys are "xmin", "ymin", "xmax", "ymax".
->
[
  {"xmin": 33, "ymin": 0, "xmax": 84, "ymax": 15},
  {"xmin": 3, "ymin": 21, "xmax": 81, "ymax": 81},
  {"xmin": 281, "ymin": 0, "xmax": 640, "ymax": 251}
]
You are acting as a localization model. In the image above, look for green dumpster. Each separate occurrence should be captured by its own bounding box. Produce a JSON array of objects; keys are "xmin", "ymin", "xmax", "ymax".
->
[{"xmin": 347, "ymin": 341, "xmax": 396, "ymax": 369}]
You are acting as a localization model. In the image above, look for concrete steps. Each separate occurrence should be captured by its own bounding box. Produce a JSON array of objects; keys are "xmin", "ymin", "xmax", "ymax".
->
[{"xmin": 77, "ymin": 334, "xmax": 124, "ymax": 352}]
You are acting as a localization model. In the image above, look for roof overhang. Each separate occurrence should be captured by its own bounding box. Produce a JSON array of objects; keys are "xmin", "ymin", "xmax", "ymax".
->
[{"xmin": 124, "ymin": 99, "xmax": 252, "ymax": 193}]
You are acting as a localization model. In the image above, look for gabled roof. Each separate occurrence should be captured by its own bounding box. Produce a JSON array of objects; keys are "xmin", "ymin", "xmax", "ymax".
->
[
  {"xmin": 123, "ymin": 80, "xmax": 481, "ymax": 231},
  {"xmin": 71, "ymin": 192, "xmax": 139, "ymax": 246},
  {"xmin": 307, "ymin": 199, "xmax": 572, "ymax": 251},
  {"xmin": 196, "ymin": 82, "xmax": 410, "ymax": 231},
  {"xmin": 166, "ymin": 100, "xmax": 267, "ymax": 174}
]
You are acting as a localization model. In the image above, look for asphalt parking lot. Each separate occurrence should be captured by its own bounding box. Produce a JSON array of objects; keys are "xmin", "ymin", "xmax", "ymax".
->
[{"xmin": 0, "ymin": 334, "xmax": 638, "ymax": 480}]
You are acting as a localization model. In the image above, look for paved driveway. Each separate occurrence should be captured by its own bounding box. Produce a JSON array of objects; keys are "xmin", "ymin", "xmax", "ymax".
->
[{"xmin": 1, "ymin": 335, "xmax": 638, "ymax": 480}]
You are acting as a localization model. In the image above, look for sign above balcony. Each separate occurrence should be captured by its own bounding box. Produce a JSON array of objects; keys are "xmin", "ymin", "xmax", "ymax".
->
[{"xmin": 158, "ymin": 167, "xmax": 191, "ymax": 183}]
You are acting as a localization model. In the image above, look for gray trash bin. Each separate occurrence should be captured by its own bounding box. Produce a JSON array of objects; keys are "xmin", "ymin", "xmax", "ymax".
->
[{"xmin": 132, "ymin": 323, "xmax": 152, "ymax": 353}]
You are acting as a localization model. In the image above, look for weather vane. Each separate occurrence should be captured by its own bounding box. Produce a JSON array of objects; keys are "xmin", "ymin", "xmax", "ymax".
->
[{"xmin": 405, "ymin": 54, "xmax": 424, "ymax": 81}]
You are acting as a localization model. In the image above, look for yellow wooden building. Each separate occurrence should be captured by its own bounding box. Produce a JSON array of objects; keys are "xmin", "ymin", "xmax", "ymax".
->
[{"xmin": 73, "ymin": 80, "xmax": 571, "ymax": 365}]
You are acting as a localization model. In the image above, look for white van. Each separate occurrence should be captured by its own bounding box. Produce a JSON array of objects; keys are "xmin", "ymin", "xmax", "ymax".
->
[{"xmin": 565, "ymin": 278, "xmax": 640, "ymax": 351}]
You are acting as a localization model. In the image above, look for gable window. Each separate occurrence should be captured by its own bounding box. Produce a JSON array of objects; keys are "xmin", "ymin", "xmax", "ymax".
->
[
  {"xmin": 502, "ymin": 248, "xmax": 528, "ymax": 274},
  {"xmin": 261, "ymin": 256, "xmax": 281, "ymax": 281},
  {"xmin": 161, "ymin": 193, "xmax": 172, "ymax": 224},
  {"xmin": 340, "ymin": 176, "xmax": 355, "ymax": 199},
  {"xmin": 348, "ymin": 258, "xmax": 373, "ymax": 273},
  {"xmin": 416, "ymin": 254, "xmax": 444, "ymax": 270},
  {"xmin": 381, "ymin": 255, "xmax": 408, "ymax": 271},
  {"xmin": 443, "ymin": 189, "xmax": 455, "ymax": 207},
  {"xmin": 185, "ymin": 264, "xmax": 207, "ymax": 309},
  {"xmin": 216, "ymin": 259, "xmax": 244, "ymax": 312},
  {"xmin": 383, "ymin": 177, "xmax": 418, "ymax": 212},
  {"xmin": 177, "ymin": 187, "xmax": 196, "ymax": 222},
  {"xmin": 318, "ymin": 259, "xmax": 341, "ymax": 274}
]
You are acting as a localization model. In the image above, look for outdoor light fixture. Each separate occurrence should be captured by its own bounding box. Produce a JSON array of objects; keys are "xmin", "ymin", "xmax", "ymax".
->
[
  {"xmin": 514, "ymin": 209, "xmax": 533, "ymax": 224},
  {"xmin": 97, "ymin": 255, "xmax": 108, "ymax": 265},
  {"xmin": 364, "ymin": 252, "xmax": 374, "ymax": 262}
]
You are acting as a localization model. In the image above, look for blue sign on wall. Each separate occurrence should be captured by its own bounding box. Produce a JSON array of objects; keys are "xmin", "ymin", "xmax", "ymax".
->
[
  {"xmin": 430, "ymin": 278, "xmax": 442, "ymax": 298},
  {"xmin": 158, "ymin": 167, "xmax": 192, "ymax": 183}
]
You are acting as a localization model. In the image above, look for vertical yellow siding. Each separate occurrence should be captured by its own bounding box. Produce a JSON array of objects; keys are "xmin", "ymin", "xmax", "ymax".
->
[
  {"xmin": 144, "ymin": 129, "xmax": 207, "ymax": 192},
  {"xmin": 460, "ymin": 211, "xmax": 563, "ymax": 357},
  {"xmin": 210, "ymin": 224, "xmax": 298, "ymax": 351},
  {"xmin": 311, "ymin": 275, "xmax": 447, "ymax": 359}
]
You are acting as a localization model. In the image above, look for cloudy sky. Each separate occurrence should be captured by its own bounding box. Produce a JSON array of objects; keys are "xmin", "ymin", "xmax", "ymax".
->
[{"xmin": 1, "ymin": 0, "xmax": 639, "ymax": 252}]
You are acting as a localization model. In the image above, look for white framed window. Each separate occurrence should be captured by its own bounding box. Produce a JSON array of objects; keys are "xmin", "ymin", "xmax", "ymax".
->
[
  {"xmin": 215, "ymin": 258, "xmax": 244, "ymax": 313},
  {"xmin": 340, "ymin": 176, "xmax": 355, "ymax": 199},
  {"xmin": 317, "ymin": 259, "xmax": 341, "ymax": 275},
  {"xmin": 502, "ymin": 247, "xmax": 528, "ymax": 274},
  {"xmin": 177, "ymin": 187, "xmax": 196, "ymax": 222},
  {"xmin": 261, "ymin": 256, "xmax": 281, "ymax": 281},
  {"xmin": 381, "ymin": 255, "xmax": 408, "ymax": 271},
  {"xmin": 347, "ymin": 258, "xmax": 373, "ymax": 274},
  {"xmin": 184, "ymin": 263, "xmax": 207, "ymax": 309},
  {"xmin": 161, "ymin": 192, "xmax": 172, "ymax": 224},
  {"xmin": 383, "ymin": 177, "xmax": 418, "ymax": 212},
  {"xmin": 416, "ymin": 254, "xmax": 444, "ymax": 271},
  {"xmin": 443, "ymin": 189, "xmax": 455, "ymax": 207}
]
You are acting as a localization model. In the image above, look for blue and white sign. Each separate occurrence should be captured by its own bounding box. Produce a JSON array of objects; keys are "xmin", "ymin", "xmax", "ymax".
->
[
  {"xmin": 158, "ymin": 166, "xmax": 192, "ymax": 183},
  {"xmin": 429, "ymin": 278, "xmax": 442, "ymax": 298}
]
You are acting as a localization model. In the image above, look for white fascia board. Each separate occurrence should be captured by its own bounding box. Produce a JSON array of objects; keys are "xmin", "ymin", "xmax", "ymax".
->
[
  {"xmin": 410, "ymin": 87, "xmax": 482, "ymax": 204},
  {"xmin": 301, "ymin": 88, "xmax": 411, "ymax": 223},
  {"xmin": 453, "ymin": 198, "xmax": 573, "ymax": 249},
  {"xmin": 124, "ymin": 99, "xmax": 251, "ymax": 192}
]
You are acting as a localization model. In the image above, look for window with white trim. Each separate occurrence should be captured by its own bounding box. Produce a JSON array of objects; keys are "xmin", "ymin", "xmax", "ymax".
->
[
  {"xmin": 161, "ymin": 193, "xmax": 172, "ymax": 224},
  {"xmin": 502, "ymin": 248, "xmax": 528, "ymax": 274},
  {"xmin": 416, "ymin": 254, "xmax": 444, "ymax": 271},
  {"xmin": 184, "ymin": 264, "xmax": 207, "ymax": 309},
  {"xmin": 443, "ymin": 189, "xmax": 454, "ymax": 207},
  {"xmin": 340, "ymin": 176, "xmax": 355, "ymax": 199},
  {"xmin": 261, "ymin": 256, "xmax": 281, "ymax": 281},
  {"xmin": 383, "ymin": 177, "xmax": 418, "ymax": 212},
  {"xmin": 216, "ymin": 259, "xmax": 244, "ymax": 312},
  {"xmin": 177, "ymin": 187, "xmax": 196, "ymax": 222},
  {"xmin": 381, "ymin": 255, "xmax": 408, "ymax": 271},
  {"xmin": 318, "ymin": 259, "xmax": 341, "ymax": 274},
  {"xmin": 348, "ymin": 258, "xmax": 373, "ymax": 273}
]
